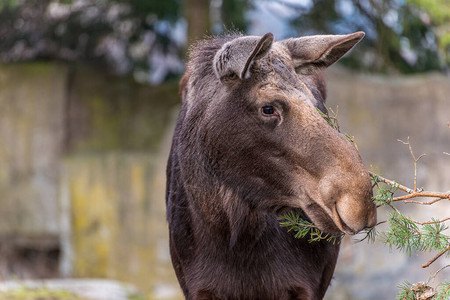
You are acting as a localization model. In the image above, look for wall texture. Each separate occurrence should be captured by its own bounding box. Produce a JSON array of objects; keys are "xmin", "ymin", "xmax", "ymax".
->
[
  {"xmin": 0, "ymin": 63, "xmax": 182, "ymax": 298},
  {"xmin": 0, "ymin": 63, "xmax": 448, "ymax": 299},
  {"xmin": 0, "ymin": 64, "xmax": 66, "ymax": 237}
]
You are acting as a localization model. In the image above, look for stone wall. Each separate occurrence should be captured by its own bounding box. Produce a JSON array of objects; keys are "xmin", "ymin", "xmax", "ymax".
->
[{"xmin": 0, "ymin": 63, "xmax": 448, "ymax": 299}]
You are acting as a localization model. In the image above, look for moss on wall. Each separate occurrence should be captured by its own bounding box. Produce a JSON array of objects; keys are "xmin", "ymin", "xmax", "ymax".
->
[
  {"xmin": 0, "ymin": 62, "xmax": 180, "ymax": 237},
  {"xmin": 0, "ymin": 63, "xmax": 181, "ymax": 294},
  {"xmin": 64, "ymin": 154, "xmax": 182, "ymax": 299}
]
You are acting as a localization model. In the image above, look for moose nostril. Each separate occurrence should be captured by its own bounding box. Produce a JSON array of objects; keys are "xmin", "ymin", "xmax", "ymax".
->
[{"xmin": 335, "ymin": 194, "xmax": 378, "ymax": 234}]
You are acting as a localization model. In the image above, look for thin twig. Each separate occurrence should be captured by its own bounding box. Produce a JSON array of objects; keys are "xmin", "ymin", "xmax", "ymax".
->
[
  {"xmin": 398, "ymin": 137, "xmax": 426, "ymax": 192},
  {"xmin": 422, "ymin": 245, "xmax": 450, "ymax": 268},
  {"xmin": 354, "ymin": 221, "xmax": 386, "ymax": 243},
  {"xmin": 427, "ymin": 264, "xmax": 450, "ymax": 285},
  {"xmin": 444, "ymin": 122, "xmax": 449, "ymax": 155}
]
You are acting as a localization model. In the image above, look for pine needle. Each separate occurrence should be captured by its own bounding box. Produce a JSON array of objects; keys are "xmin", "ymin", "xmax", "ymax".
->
[{"xmin": 278, "ymin": 211, "xmax": 343, "ymax": 244}]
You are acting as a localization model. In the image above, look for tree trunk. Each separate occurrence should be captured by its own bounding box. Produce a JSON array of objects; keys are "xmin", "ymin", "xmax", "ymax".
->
[{"xmin": 185, "ymin": 0, "xmax": 211, "ymax": 47}]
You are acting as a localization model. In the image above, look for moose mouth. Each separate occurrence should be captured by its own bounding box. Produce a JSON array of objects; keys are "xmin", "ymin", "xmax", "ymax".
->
[{"xmin": 276, "ymin": 202, "xmax": 358, "ymax": 236}]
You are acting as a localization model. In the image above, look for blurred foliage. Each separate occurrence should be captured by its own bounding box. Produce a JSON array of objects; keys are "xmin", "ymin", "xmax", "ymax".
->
[
  {"xmin": 287, "ymin": 0, "xmax": 448, "ymax": 73},
  {"xmin": 0, "ymin": 0, "xmax": 448, "ymax": 82},
  {"xmin": 0, "ymin": 0, "xmax": 184, "ymax": 82},
  {"xmin": 221, "ymin": 0, "xmax": 252, "ymax": 32},
  {"xmin": 407, "ymin": 0, "xmax": 450, "ymax": 61},
  {"xmin": 0, "ymin": 0, "xmax": 19, "ymax": 10}
]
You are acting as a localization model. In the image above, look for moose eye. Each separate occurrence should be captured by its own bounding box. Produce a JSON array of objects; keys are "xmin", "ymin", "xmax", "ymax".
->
[{"xmin": 262, "ymin": 105, "xmax": 275, "ymax": 115}]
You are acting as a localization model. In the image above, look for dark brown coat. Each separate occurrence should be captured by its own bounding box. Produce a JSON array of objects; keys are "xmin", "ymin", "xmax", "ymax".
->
[{"xmin": 166, "ymin": 32, "xmax": 376, "ymax": 300}]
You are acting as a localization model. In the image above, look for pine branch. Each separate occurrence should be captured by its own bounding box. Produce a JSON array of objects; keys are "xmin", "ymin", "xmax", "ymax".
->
[
  {"xmin": 312, "ymin": 106, "xmax": 450, "ymax": 298},
  {"xmin": 382, "ymin": 212, "xmax": 449, "ymax": 255},
  {"xmin": 435, "ymin": 282, "xmax": 450, "ymax": 300},
  {"xmin": 396, "ymin": 281, "xmax": 415, "ymax": 300},
  {"xmin": 386, "ymin": 202, "xmax": 449, "ymax": 226},
  {"xmin": 278, "ymin": 211, "xmax": 343, "ymax": 244}
]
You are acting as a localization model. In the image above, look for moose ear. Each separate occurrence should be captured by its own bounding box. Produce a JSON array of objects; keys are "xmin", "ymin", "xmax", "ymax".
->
[
  {"xmin": 280, "ymin": 31, "xmax": 364, "ymax": 75},
  {"xmin": 213, "ymin": 33, "xmax": 274, "ymax": 80}
]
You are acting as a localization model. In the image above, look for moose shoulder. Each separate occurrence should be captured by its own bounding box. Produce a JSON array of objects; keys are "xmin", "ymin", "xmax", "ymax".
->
[{"xmin": 166, "ymin": 32, "xmax": 377, "ymax": 300}]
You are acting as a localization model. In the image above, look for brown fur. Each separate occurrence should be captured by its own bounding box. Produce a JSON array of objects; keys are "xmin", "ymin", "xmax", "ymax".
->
[{"xmin": 166, "ymin": 33, "xmax": 376, "ymax": 300}]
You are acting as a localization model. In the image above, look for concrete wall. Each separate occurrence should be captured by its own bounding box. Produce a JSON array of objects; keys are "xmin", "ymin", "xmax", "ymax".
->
[
  {"xmin": 0, "ymin": 63, "xmax": 182, "ymax": 298},
  {"xmin": 0, "ymin": 63, "xmax": 448, "ymax": 299},
  {"xmin": 0, "ymin": 64, "xmax": 66, "ymax": 237},
  {"xmin": 61, "ymin": 153, "xmax": 180, "ymax": 299},
  {"xmin": 0, "ymin": 64, "xmax": 67, "ymax": 279}
]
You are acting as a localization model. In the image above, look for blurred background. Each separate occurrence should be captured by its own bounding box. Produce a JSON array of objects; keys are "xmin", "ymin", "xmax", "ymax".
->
[{"xmin": 0, "ymin": 0, "xmax": 448, "ymax": 299}]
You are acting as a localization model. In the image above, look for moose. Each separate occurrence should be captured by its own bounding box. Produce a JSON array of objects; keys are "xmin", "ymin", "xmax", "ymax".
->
[{"xmin": 166, "ymin": 31, "xmax": 377, "ymax": 300}]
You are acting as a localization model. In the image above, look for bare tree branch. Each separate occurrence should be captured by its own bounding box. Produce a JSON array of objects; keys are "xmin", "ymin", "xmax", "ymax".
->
[
  {"xmin": 393, "ymin": 193, "xmax": 450, "ymax": 202},
  {"xmin": 422, "ymin": 245, "xmax": 450, "ymax": 268},
  {"xmin": 401, "ymin": 198, "xmax": 449, "ymax": 205},
  {"xmin": 369, "ymin": 171, "xmax": 414, "ymax": 194},
  {"xmin": 427, "ymin": 264, "xmax": 450, "ymax": 283}
]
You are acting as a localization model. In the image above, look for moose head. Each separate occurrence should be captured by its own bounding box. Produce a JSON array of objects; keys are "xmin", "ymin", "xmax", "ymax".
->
[
  {"xmin": 168, "ymin": 31, "xmax": 377, "ymax": 299},
  {"xmin": 180, "ymin": 32, "xmax": 376, "ymax": 238}
]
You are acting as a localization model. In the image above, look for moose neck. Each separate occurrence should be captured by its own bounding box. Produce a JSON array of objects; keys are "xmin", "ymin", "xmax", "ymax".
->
[
  {"xmin": 177, "ymin": 100, "xmax": 289, "ymax": 251},
  {"xmin": 184, "ymin": 167, "xmax": 271, "ymax": 250}
]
